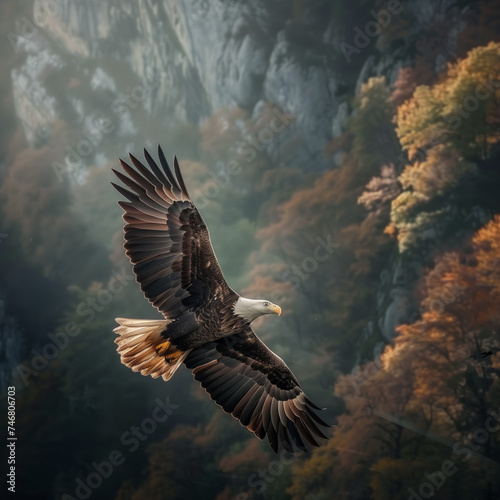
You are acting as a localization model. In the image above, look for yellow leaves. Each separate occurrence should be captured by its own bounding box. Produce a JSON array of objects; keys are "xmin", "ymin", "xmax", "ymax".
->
[
  {"xmin": 390, "ymin": 42, "xmax": 500, "ymax": 251},
  {"xmin": 398, "ymin": 145, "xmax": 476, "ymax": 197},
  {"xmin": 396, "ymin": 41, "xmax": 500, "ymax": 160},
  {"xmin": 359, "ymin": 76, "xmax": 391, "ymax": 107},
  {"xmin": 389, "ymin": 192, "xmax": 443, "ymax": 252},
  {"xmin": 396, "ymin": 84, "xmax": 442, "ymax": 158}
]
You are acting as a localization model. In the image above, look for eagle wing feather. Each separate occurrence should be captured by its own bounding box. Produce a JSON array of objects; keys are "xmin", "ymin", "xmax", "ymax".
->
[
  {"xmin": 185, "ymin": 328, "xmax": 330, "ymax": 453},
  {"xmin": 112, "ymin": 147, "xmax": 231, "ymax": 319}
]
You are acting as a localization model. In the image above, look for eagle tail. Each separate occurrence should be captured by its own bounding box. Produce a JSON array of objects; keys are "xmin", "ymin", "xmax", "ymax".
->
[{"xmin": 114, "ymin": 318, "xmax": 191, "ymax": 381}]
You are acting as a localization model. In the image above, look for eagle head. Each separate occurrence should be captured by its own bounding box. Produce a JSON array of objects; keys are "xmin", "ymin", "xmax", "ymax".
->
[{"xmin": 233, "ymin": 297, "xmax": 282, "ymax": 323}]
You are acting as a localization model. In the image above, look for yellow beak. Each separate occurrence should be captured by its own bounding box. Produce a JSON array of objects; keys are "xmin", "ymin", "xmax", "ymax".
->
[{"xmin": 271, "ymin": 304, "xmax": 282, "ymax": 316}]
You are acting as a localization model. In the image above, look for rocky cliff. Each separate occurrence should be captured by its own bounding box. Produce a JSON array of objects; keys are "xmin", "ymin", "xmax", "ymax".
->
[{"xmin": 14, "ymin": 1, "xmax": 467, "ymax": 167}]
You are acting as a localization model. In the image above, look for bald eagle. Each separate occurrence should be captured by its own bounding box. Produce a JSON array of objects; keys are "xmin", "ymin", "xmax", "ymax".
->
[{"xmin": 112, "ymin": 147, "xmax": 329, "ymax": 453}]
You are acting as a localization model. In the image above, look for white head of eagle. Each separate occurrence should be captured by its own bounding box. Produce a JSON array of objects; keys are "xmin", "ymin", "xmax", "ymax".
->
[{"xmin": 233, "ymin": 297, "xmax": 282, "ymax": 323}]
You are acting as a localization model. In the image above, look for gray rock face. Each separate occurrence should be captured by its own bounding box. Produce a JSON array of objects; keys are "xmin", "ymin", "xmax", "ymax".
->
[
  {"xmin": 263, "ymin": 30, "xmax": 338, "ymax": 168},
  {"xmin": 378, "ymin": 258, "xmax": 415, "ymax": 341},
  {"xmin": 166, "ymin": 0, "xmax": 277, "ymax": 111},
  {"xmin": 12, "ymin": 44, "xmax": 63, "ymax": 147},
  {"xmin": 16, "ymin": 0, "xmax": 469, "ymax": 168},
  {"xmin": 17, "ymin": 0, "xmax": 346, "ymax": 169}
]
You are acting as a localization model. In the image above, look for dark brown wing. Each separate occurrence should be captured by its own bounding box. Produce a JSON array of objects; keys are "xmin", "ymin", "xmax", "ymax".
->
[
  {"xmin": 112, "ymin": 146, "xmax": 232, "ymax": 318},
  {"xmin": 184, "ymin": 328, "xmax": 330, "ymax": 453}
]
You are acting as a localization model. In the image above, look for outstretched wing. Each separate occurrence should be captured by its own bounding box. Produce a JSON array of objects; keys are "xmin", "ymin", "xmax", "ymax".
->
[
  {"xmin": 184, "ymin": 328, "xmax": 330, "ymax": 453},
  {"xmin": 112, "ymin": 146, "xmax": 233, "ymax": 318}
]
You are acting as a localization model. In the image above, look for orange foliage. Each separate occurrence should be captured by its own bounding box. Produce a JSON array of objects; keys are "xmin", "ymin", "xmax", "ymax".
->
[{"xmin": 290, "ymin": 216, "xmax": 500, "ymax": 499}]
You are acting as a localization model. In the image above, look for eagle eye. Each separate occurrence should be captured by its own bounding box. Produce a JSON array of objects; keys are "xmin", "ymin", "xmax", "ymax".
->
[{"xmin": 263, "ymin": 301, "xmax": 270, "ymax": 306}]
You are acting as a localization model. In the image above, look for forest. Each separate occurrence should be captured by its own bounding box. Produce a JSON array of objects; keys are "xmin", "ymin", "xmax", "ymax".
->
[{"xmin": 0, "ymin": 1, "xmax": 499, "ymax": 499}]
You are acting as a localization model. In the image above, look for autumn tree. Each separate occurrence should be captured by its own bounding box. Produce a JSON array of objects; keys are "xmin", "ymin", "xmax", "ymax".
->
[
  {"xmin": 290, "ymin": 216, "xmax": 500, "ymax": 500},
  {"xmin": 390, "ymin": 42, "xmax": 500, "ymax": 254}
]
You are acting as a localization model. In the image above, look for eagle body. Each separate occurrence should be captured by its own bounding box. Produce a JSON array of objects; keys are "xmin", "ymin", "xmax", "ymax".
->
[
  {"xmin": 112, "ymin": 147, "xmax": 329, "ymax": 453},
  {"xmin": 163, "ymin": 293, "xmax": 240, "ymax": 350}
]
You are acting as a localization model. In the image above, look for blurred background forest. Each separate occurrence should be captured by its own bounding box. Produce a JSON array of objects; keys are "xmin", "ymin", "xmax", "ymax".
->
[{"xmin": 1, "ymin": 0, "xmax": 500, "ymax": 499}]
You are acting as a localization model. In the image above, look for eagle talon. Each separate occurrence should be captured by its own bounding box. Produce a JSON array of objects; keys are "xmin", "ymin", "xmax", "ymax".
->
[{"xmin": 155, "ymin": 341, "xmax": 171, "ymax": 356}]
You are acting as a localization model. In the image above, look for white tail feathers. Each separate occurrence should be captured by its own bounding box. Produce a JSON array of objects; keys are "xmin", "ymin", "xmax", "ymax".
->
[{"xmin": 114, "ymin": 318, "xmax": 191, "ymax": 381}]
